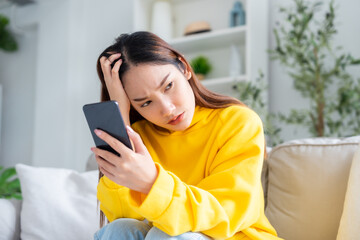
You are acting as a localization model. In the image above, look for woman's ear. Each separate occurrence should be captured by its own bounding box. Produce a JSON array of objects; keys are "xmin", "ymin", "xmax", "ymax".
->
[
  {"xmin": 178, "ymin": 57, "xmax": 192, "ymax": 80},
  {"xmin": 185, "ymin": 70, "xmax": 192, "ymax": 80}
]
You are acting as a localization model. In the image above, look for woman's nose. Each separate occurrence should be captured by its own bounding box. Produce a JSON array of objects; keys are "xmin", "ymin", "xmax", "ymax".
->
[{"xmin": 160, "ymin": 101, "xmax": 175, "ymax": 117}]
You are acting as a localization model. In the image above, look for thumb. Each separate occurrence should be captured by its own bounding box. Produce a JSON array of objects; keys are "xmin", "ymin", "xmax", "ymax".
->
[{"xmin": 126, "ymin": 126, "xmax": 146, "ymax": 154}]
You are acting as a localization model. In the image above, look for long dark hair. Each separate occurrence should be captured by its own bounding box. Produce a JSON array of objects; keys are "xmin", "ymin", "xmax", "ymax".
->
[
  {"xmin": 96, "ymin": 31, "xmax": 246, "ymax": 227},
  {"xmin": 96, "ymin": 31, "xmax": 244, "ymax": 124}
]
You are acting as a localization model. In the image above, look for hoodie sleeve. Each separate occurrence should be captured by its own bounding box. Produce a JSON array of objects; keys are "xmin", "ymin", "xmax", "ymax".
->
[
  {"xmin": 97, "ymin": 176, "xmax": 144, "ymax": 222},
  {"xmin": 127, "ymin": 107, "xmax": 270, "ymax": 239}
]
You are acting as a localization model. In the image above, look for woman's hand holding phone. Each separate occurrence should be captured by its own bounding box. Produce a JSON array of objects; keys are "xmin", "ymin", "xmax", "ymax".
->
[
  {"xmin": 98, "ymin": 54, "xmax": 158, "ymax": 194},
  {"xmin": 91, "ymin": 126, "xmax": 158, "ymax": 194},
  {"xmin": 100, "ymin": 53, "xmax": 130, "ymax": 126}
]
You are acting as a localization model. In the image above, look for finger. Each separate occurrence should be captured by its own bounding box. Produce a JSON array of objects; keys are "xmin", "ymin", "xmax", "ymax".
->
[
  {"xmin": 99, "ymin": 53, "xmax": 121, "ymax": 77},
  {"xmin": 99, "ymin": 165, "xmax": 114, "ymax": 179},
  {"xmin": 100, "ymin": 56, "xmax": 112, "ymax": 79},
  {"xmin": 94, "ymin": 152, "xmax": 116, "ymax": 169},
  {"xmin": 94, "ymin": 129, "xmax": 131, "ymax": 157},
  {"xmin": 100, "ymin": 53, "xmax": 121, "ymax": 66},
  {"xmin": 107, "ymin": 53, "xmax": 121, "ymax": 64},
  {"xmin": 126, "ymin": 126, "xmax": 146, "ymax": 154},
  {"xmin": 111, "ymin": 58, "xmax": 123, "ymax": 77},
  {"xmin": 92, "ymin": 147, "xmax": 118, "ymax": 166}
]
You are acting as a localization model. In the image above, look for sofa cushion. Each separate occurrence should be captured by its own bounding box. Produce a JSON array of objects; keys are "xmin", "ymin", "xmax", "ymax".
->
[
  {"xmin": 0, "ymin": 198, "xmax": 21, "ymax": 240},
  {"xmin": 265, "ymin": 136, "xmax": 360, "ymax": 240},
  {"xmin": 337, "ymin": 143, "xmax": 360, "ymax": 239},
  {"xmin": 16, "ymin": 164, "xmax": 100, "ymax": 240}
]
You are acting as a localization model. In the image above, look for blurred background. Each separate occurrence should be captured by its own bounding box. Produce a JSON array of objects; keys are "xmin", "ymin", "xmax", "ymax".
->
[{"xmin": 0, "ymin": 0, "xmax": 359, "ymax": 171}]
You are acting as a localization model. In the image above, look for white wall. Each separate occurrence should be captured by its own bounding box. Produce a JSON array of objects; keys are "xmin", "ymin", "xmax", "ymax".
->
[
  {"xmin": 0, "ymin": 4, "xmax": 38, "ymax": 168},
  {"xmin": 0, "ymin": 0, "xmax": 132, "ymax": 170},
  {"xmin": 268, "ymin": 0, "xmax": 360, "ymax": 141}
]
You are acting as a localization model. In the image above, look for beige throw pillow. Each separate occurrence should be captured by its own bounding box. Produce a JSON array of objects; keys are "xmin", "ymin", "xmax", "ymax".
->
[{"xmin": 336, "ymin": 143, "xmax": 360, "ymax": 240}]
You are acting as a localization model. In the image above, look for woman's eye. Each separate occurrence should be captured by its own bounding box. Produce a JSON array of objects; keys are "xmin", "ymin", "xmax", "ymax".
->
[
  {"xmin": 165, "ymin": 82, "xmax": 173, "ymax": 90},
  {"xmin": 141, "ymin": 101, "xmax": 151, "ymax": 108}
]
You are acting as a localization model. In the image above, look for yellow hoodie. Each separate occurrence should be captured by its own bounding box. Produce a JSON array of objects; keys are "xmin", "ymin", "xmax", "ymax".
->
[{"xmin": 97, "ymin": 105, "xmax": 282, "ymax": 239}]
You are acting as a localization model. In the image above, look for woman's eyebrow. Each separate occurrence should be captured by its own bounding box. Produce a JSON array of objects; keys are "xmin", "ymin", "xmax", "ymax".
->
[{"xmin": 133, "ymin": 72, "xmax": 171, "ymax": 102}]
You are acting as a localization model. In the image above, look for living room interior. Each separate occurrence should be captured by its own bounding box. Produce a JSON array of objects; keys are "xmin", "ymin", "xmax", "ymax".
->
[{"xmin": 0, "ymin": 0, "xmax": 359, "ymax": 240}]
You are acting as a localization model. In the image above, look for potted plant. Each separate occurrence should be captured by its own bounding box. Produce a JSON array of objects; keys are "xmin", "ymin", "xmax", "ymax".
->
[
  {"xmin": 0, "ymin": 14, "xmax": 18, "ymax": 52},
  {"xmin": 0, "ymin": 166, "xmax": 22, "ymax": 200},
  {"xmin": 190, "ymin": 56, "xmax": 212, "ymax": 80},
  {"xmin": 269, "ymin": 0, "xmax": 360, "ymax": 137}
]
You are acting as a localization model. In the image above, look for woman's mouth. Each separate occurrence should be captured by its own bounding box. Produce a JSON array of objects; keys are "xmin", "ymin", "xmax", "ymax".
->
[{"xmin": 168, "ymin": 112, "xmax": 185, "ymax": 125}]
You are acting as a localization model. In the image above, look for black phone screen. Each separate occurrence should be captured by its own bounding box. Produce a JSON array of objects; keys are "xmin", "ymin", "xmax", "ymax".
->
[{"xmin": 83, "ymin": 101, "xmax": 133, "ymax": 155}]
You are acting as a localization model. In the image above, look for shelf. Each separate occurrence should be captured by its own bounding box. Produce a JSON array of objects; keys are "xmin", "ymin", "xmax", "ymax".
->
[
  {"xmin": 169, "ymin": 26, "xmax": 247, "ymax": 53},
  {"xmin": 201, "ymin": 75, "xmax": 247, "ymax": 87},
  {"xmin": 200, "ymin": 75, "xmax": 246, "ymax": 98}
]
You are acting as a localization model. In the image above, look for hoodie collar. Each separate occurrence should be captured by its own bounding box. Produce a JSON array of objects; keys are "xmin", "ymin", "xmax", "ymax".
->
[{"xmin": 151, "ymin": 105, "xmax": 214, "ymax": 136}]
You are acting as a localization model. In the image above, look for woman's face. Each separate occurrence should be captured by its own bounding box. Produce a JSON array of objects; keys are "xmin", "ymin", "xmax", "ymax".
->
[{"xmin": 122, "ymin": 62, "xmax": 196, "ymax": 132}]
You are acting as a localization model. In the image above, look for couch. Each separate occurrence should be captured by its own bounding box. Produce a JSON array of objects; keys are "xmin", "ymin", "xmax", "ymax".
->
[{"xmin": 1, "ymin": 136, "xmax": 359, "ymax": 240}]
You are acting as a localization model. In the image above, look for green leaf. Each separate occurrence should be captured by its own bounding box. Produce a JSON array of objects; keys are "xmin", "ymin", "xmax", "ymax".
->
[
  {"xmin": 6, "ymin": 178, "xmax": 21, "ymax": 191},
  {"xmin": 0, "ymin": 15, "xmax": 10, "ymax": 27},
  {"xmin": 0, "ymin": 166, "xmax": 22, "ymax": 200},
  {"xmin": 350, "ymin": 58, "xmax": 360, "ymax": 65},
  {"xmin": 12, "ymin": 193, "xmax": 22, "ymax": 200},
  {"xmin": 0, "ymin": 167, "xmax": 17, "ymax": 185},
  {"xmin": 0, "ymin": 14, "xmax": 18, "ymax": 52},
  {"xmin": 0, "ymin": 30, "xmax": 18, "ymax": 51}
]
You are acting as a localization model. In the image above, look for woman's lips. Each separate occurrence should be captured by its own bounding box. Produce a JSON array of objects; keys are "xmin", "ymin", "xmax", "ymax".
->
[{"xmin": 168, "ymin": 112, "xmax": 185, "ymax": 125}]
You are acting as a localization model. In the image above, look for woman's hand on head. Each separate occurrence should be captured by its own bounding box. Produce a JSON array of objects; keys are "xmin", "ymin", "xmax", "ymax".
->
[
  {"xmin": 91, "ymin": 126, "xmax": 158, "ymax": 194},
  {"xmin": 100, "ymin": 53, "xmax": 131, "ymax": 125}
]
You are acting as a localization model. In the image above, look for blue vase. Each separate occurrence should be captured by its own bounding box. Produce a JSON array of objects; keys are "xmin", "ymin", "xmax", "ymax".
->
[{"xmin": 230, "ymin": 1, "xmax": 246, "ymax": 27}]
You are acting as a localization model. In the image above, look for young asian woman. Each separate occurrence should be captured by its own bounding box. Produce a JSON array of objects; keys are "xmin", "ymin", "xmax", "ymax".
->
[{"xmin": 91, "ymin": 31, "xmax": 282, "ymax": 240}]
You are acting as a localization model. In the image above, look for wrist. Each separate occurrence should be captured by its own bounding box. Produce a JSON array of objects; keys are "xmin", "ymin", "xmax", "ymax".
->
[
  {"xmin": 121, "ymin": 111, "xmax": 130, "ymax": 127},
  {"xmin": 118, "ymin": 106, "xmax": 130, "ymax": 126},
  {"xmin": 142, "ymin": 166, "xmax": 159, "ymax": 194}
]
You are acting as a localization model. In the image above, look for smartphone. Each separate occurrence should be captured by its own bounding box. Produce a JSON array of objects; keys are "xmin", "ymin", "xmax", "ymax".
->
[{"xmin": 83, "ymin": 101, "xmax": 132, "ymax": 156}]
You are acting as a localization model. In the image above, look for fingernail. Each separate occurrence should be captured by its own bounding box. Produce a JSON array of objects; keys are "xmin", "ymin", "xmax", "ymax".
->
[
  {"xmin": 126, "ymin": 125, "xmax": 134, "ymax": 133},
  {"xmin": 91, "ymin": 147, "xmax": 95, "ymax": 151},
  {"xmin": 94, "ymin": 129, "xmax": 102, "ymax": 136}
]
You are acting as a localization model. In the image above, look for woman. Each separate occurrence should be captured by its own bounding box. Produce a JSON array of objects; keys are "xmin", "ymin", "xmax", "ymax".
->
[{"xmin": 92, "ymin": 31, "xmax": 281, "ymax": 240}]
